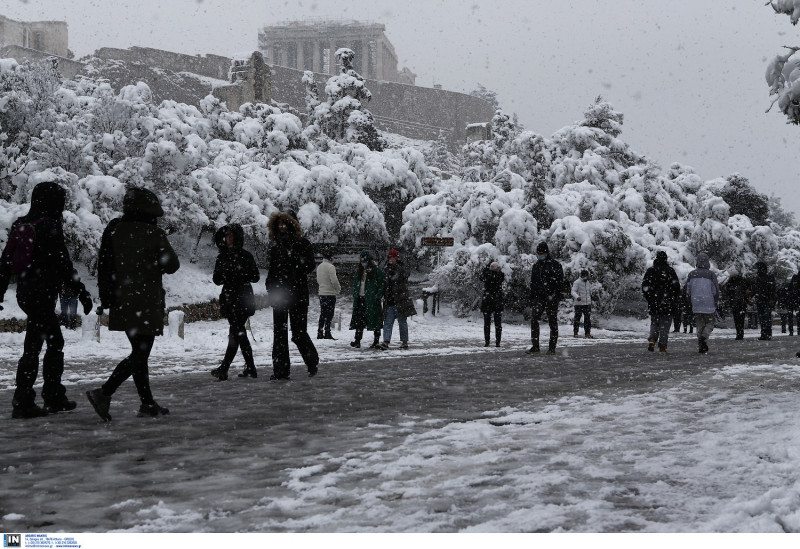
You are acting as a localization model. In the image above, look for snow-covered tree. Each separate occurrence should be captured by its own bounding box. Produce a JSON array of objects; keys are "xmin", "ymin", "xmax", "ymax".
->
[
  {"xmin": 311, "ymin": 48, "xmax": 386, "ymax": 151},
  {"xmin": 469, "ymin": 83, "xmax": 500, "ymax": 111},
  {"xmin": 765, "ymin": 2, "xmax": 800, "ymax": 123}
]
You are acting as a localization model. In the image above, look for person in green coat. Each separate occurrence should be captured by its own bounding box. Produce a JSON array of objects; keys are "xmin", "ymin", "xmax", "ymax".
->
[{"xmin": 349, "ymin": 250, "xmax": 384, "ymax": 348}]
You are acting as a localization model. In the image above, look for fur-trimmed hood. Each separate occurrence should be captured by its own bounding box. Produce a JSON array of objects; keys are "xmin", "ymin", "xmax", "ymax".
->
[
  {"xmin": 267, "ymin": 211, "xmax": 302, "ymax": 241},
  {"xmin": 213, "ymin": 223, "xmax": 245, "ymax": 250}
]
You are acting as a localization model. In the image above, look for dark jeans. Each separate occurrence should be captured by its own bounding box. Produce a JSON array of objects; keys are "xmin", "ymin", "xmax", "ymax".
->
[
  {"xmin": 102, "ymin": 332, "xmax": 156, "ymax": 406},
  {"xmin": 531, "ymin": 298, "xmax": 559, "ymax": 351},
  {"xmin": 14, "ymin": 310, "xmax": 66, "ymax": 406},
  {"xmin": 757, "ymin": 303, "xmax": 773, "ymax": 339},
  {"xmin": 318, "ymin": 295, "xmax": 337, "ymax": 335},
  {"xmin": 573, "ymin": 305, "xmax": 591, "ymax": 335},
  {"xmin": 649, "ymin": 313, "xmax": 672, "ymax": 348},
  {"xmin": 59, "ymin": 296, "xmax": 78, "ymax": 329},
  {"xmin": 221, "ymin": 313, "xmax": 254, "ymax": 371},
  {"xmin": 273, "ymin": 302, "xmax": 319, "ymax": 378},
  {"xmin": 483, "ymin": 311, "xmax": 502, "ymax": 344},
  {"xmin": 780, "ymin": 311, "xmax": 795, "ymax": 334}
]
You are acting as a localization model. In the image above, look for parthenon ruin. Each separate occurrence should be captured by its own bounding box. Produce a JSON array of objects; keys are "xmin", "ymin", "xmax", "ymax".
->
[{"xmin": 257, "ymin": 19, "xmax": 416, "ymax": 85}]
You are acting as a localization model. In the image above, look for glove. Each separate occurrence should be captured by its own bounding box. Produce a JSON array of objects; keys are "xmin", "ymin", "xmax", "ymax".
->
[
  {"xmin": 96, "ymin": 307, "xmax": 104, "ymax": 317},
  {"xmin": 79, "ymin": 292, "xmax": 93, "ymax": 315}
]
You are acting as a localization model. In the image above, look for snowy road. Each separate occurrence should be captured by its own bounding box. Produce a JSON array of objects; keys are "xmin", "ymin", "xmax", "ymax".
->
[{"xmin": 4, "ymin": 331, "xmax": 800, "ymax": 532}]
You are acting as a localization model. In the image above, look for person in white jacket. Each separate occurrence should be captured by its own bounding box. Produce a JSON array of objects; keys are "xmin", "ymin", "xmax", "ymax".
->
[
  {"xmin": 316, "ymin": 251, "xmax": 341, "ymax": 339},
  {"xmin": 686, "ymin": 252, "xmax": 720, "ymax": 354},
  {"xmin": 571, "ymin": 269, "xmax": 594, "ymax": 338}
]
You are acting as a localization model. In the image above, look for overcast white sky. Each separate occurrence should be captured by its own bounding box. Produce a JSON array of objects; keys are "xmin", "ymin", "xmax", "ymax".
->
[{"xmin": 4, "ymin": 0, "xmax": 800, "ymax": 216}]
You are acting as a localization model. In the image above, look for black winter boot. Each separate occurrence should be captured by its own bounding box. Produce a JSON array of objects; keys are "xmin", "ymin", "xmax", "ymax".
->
[
  {"xmin": 211, "ymin": 362, "xmax": 230, "ymax": 381},
  {"xmin": 484, "ymin": 325, "xmax": 491, "ymax": 347},
  {"xmin": 496, "ymin": 327, "xmax": 502, "ymax": 347},
  {"xmin": 11, "ymin": 397, "xmax": 49, "ymax": 419},
  {"xmin": 317, "ymin": 330, "xmax": 324, "ymax": 339}
]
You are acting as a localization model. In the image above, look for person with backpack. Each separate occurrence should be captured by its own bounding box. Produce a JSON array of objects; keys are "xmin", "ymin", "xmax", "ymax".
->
[
  {"xmin": 641, "ymin": 250, "xmax": 681, "ymax": 353},
  {"xmin": 86, "ymin": 187, "xmax": 180, "ymax": 421},
  {"xmin": 527, "ymin": 242, "xmax": 564, "ymax": 355},
  {"xmin": 479, "ymin": 261, "xmax": 504, "ymax": 347},
  {"xmin": 0, "ymin": 181, "xmax": 93, "ymax": 419},
  {"xmin": 264, "ymin": 211, "xmax": 319, "ymax": 380},
  {"xmin": 685, "ymin": 252, "xmax": 720, "ymax": 354},
  {"xmin": 209, "ymin": 224, "xmax": 260, "ymax": 381}
]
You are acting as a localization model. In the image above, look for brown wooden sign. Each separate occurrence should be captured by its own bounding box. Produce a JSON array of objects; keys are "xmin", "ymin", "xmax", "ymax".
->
[{"xmin": 421, "ymin": 237, "xmax": 454, "ymax": 247}]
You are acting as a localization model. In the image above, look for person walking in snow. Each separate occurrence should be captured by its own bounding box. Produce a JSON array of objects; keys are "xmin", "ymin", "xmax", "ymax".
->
[
  {"xmin": 349, "ymin": 250, "xmax": 384, "ymax": 349},
  {"xmin": 379, "ymin": 249, "xmax": 416, "ymax": 350},
  {"xmin": 751, "ymin": 260, "xmax": 777, "ymax": 341},
  {"xmin": 0, "ymin": 181, "xmax": 94, "ymax": 419},
  {"xmin": 527, "ymin": 242, "xmax": 564, "ymax": 355},
  {"xmin": 87, "ymin": 187, "xmax": 179, "ymax": 421},
  {"xmin": 641, "ymin": 250, "xmax": 680, "ymax": 353},
  {"xmin": 316, "ymin": 250, "xmax": 341, "ymax": 340},
  {"xmin": 209, "ymin": 224, "xmax": 260, "ymax": 381},
  {"xmin": 776, "ymin": 278, "xmax": 796, "ymax": 335},
  {"xmin": 681, "ymin": 285, "xmax": 695, "ymax": 334},
  {"xmin": 571, "ymin": 269, "xmax": 594, "ymax": 339},
  {"xmin": 264, "ymin": 211, "xmax": 319, "ymax": 380},
  {"xmin": 722, "ymin": 268, "xmax": 750, "ymax": 340},
  {"xmin": 686, "ymin": 252, "xmax": 720, "ymax": 354},
  {"xmin": 479, "ymin": 261, "xmax": 505, "ymax": 347}
]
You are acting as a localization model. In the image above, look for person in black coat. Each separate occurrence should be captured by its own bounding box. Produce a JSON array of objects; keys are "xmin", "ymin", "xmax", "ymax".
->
[
  {"xmin": 751, "ymin": 260, "xmax": 776, "ymax": 341},
  {"xmin": 479, "ymin": 261, "xmax": 504, "ymax": 347},
  {"xmin": 86, "ymin": 187, "xmax": 180, "ymax": 421},
  {"xmin": 528, "ymin": 242, "xmax": 564, "ymax": 355},
  {"xmin": 722, "ymin": 268, "xmax": 751, "ymax": 340},
  {"xmin": 641, "ymin": 251, "xmax": 680, "ymax": 352},
  {"xmin": 777, "ymin": 279, "xmax": 796, "ymax": 335},
  {"xmin": 210, "ymin": 224, "xmax": 260, "ymax": 381},
  {"xmin": 0, "ymin": 181, "xmax": 93, "ymax": 418},
  {"xmin": 264, "ymin": 211, "xmax": 319, "ymax": 380}
]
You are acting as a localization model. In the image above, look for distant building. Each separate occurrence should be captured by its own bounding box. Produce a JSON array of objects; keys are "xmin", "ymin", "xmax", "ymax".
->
[
  {"xmin": 0, "ymin": 14, "xmax": 69, "ymax": 58},
  {"xmin": 258, "ymin": 19, "xmax": 416, "ymax": 85}
]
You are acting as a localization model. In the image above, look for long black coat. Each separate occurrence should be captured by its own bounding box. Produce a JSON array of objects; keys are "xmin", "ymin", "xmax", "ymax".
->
[
  {"xmin": 264, "ymin": 212, "xmax": 315, "ymax": 310},
  {"xmin": 479, "ymin": 265, "xmax": 504, "ymax": 313},
  {"xmin": 642, "ymin": 258, "xmax": 680, "ymax": 315},
  {"xmin": 723, "ymin": 275, "xmax": 750, "ymax": 311},
  {"xmin": 213, "ymin": 224, "xmax": 260, "ymax": 319},
  {"xmin": 98, "ymin": 215, "xmax": 180, "ymax": 335},
  {"xmin": 751, "ymin": 263, "xmax": 776, "ymax": 306},
  {"xmin": 0, "ymin": 182, "xmax": 88, "ymax": 316},
  {"xmin": 530, "ymin": 256, "xmax": 564, "ymax": 303}
]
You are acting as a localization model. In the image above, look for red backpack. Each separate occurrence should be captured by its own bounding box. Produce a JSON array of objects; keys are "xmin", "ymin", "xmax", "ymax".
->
[{"xmin": 3, "ymin": 218, "xmax": 44, "ymax": 275}]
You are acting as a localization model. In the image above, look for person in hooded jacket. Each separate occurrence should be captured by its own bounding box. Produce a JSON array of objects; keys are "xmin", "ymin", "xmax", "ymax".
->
[
  {"xmin": 686, "ymin": 252, "xmax": 720, "ymax": 354},
  {"xmin": 0, "ymin": 181, "xmax": 93, "ymax": 418},
  {"xmin": 479, "ymin": 261, "xmax": 504, "ymax": 347},
  {"xmin": 349, "ymin": 250, "xmax": 384, "ymax": 349},
  {"xmin": 527, "ymin": 242, "xmax": 564, "ymax": 355},
  {"xmin": 722, "ymin": 268, "xmax": 751, "ymax": 340},
  {"xmin": 571, "ymin": 269, "xmax": 594, "ymax": 339},
  {"xmin": 642, "ymin": 250, "xmax": 680, "ymax": 353},
  {"xmin": 751, "ymin": 260, "xmax": 777, "ymax": 341},
  {"xmin": 86, "ymin": 187, "xmax": 179, "ymax": 422},
  {"xmin": 210, "ymin": 224, "xmax": 260, "ymax": 381},
  {"xmin": 264, "ymin": 211, "xmax": 319, "ymax": 380}
]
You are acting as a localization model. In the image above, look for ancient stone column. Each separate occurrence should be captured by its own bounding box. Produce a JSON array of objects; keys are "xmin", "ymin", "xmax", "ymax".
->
[
  {"xmin": 296, "ymin": 41, "xmax": 303, "ymax": 70},
  {"xmin": 361, "ymin": 39, "xmax": 369, "ymax": 78},
  {"xmin": 312, "ymin": 41, "xmax": 321, "ymax": 73}
]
